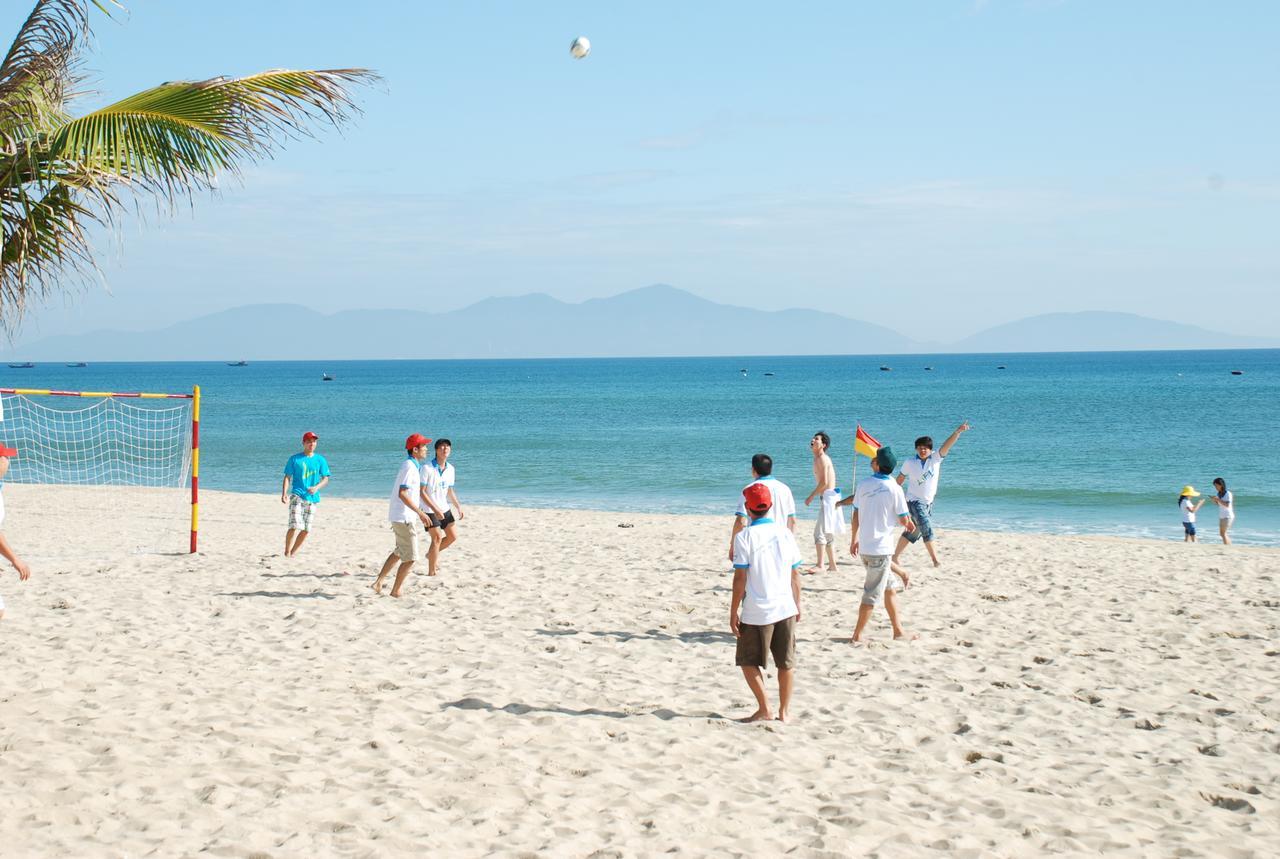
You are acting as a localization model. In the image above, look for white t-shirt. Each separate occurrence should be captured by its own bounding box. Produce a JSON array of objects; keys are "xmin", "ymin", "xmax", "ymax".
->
[
  {"xmin": 899, "ymin": 451, "xmax": 943, "ymax": 504},
  {"xmin": 422, "ymin": 458, "xmax": 455, "ymax": 511},
  {"xmin": 1217, "ymin": 490, "xmax": 1234, "ymax": 520},
  {"xmin": 735, "ymin": 476, "xmax": 796, "ymax": 524},
  {"xmin": 1180, "ymin": 497, "xmax": 1196, "ymax": 524},
  {"xmin": 853, "ymin": 474, "xmax": 910, "ymax": 556},
  {"xmin": 387, "ymin": 457, "xmax": 423, "ymax": 524},
  {"xmin": 732, "ymin": 519, "xmax": 801, "ymax": 625}
]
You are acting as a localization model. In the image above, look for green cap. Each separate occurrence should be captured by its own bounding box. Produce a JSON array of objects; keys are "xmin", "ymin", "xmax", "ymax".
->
[{"xmin": 874, "ymin": 445, "xmax": 897, "ymax": 474}]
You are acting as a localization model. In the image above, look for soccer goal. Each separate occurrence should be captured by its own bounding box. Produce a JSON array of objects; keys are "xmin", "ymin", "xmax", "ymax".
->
[{"xmin": 0, "ymin": 385, "xmax": 201, "ymax": 554}]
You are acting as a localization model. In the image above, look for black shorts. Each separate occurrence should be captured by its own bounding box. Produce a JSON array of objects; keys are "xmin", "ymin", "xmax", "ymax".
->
[{"xmin": 426, "ymin": 510, "xmax": 455, "ymax": 531}]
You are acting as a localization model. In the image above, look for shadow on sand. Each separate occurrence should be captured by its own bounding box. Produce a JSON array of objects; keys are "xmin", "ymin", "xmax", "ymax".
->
[
  {"xmin": 217, "ymin": 590, "xmax": 336, "ymax": 599},
  {"xmin": 535, "ymin": 628, "xmax": 734, "ymax": 644},
  {"xmin": 441, "ymin": 697, "xmax": 726, "ymax": 721}
]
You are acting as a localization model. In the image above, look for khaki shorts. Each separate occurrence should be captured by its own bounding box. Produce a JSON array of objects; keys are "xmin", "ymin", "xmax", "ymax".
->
[
  {"xmin": 736, "ymin": 616, "xmax": 797, "ymax": 670},
  {"xmin": 391, "ymin": 522, "xmax": 420, "ymax": 562},
  {"xmin": 814, "ymin": 518, "xmax": 838, "ymax": 545}
]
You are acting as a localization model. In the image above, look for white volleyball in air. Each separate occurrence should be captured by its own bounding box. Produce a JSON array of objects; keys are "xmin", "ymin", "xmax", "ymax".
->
[{"xmin": 570, "ymin": 36, "xmax": 591, "ymax": 59}]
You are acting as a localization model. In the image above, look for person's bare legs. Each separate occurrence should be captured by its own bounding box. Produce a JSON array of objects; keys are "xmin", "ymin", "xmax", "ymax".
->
[
  {"xmin": 739, "ymin": 666, "xmax": 772, "ymax": 722},
  {"xmin": 885, "ymin": 589, "xmax": 918, "ymax": 640},
  {"xmin": 284, "ymin": 528, "xmax": 299, "ymax": 556},
  {"xmin": 923, "ymin": 539, "xmax": 940, "ymax": 567},
  {"xmin": 776, "ymin": 667, "xmax": 794, "ymax": 721},
  {"xmin": 892, "ymin": 533, "xmax": 910, "ymax": 564},
  {"xmin": 389, "ymin": 560, "xmax": 415, "ymax": 597},
  {"xmin": 851, "ymin": 603, "xmax": 875, "ymax": 643},
  {"xmin": 439, "ymin": 524, "xmax": 457, "ymax": 552},
  {"xmin": 426, "ymin": 530, "xmax": 441, "ymax": 576},
  {"xmin": 1219, "ymin": 520, "xmax": 1232, "ymax": 545},
  {"xmin": 290, "ymin": 530, "xmax": 310, "ymax": 557},
  {"xmin": 823, "ymin": 543, "xmax": 837, "ymax": 571},
  {"xmin": 371, "ymin": 552, "xmax": 399, "ymax": 594},
  {"xmin": 806, "ymin": 542, "xmax": 825, "ymax": 574}
]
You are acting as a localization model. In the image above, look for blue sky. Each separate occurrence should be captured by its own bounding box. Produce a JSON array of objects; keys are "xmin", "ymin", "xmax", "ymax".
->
[{"xmin": 6, "ymin": 0, "xmax": 1279, "ymax": 345}]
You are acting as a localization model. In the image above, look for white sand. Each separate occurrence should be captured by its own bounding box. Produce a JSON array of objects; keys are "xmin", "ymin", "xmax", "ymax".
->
[{"xmin": 1, "ymin": 487, "xmax": 1277, "ymax": 856}]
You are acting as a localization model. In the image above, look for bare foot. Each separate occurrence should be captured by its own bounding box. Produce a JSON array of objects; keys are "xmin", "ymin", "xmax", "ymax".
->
[
  {"xmin": 804, "ymin": 566, "xmax": 824, "ymax": 575},
  {"xmin": 776, "ymin": 711, "xmax": 792, "ymax": 723},
  {"xmin": 738, "ymin": 709, "xmax": 773, "ymax": 723},
  {"xmin": 850, "ymin": 632, "xmax": 866, "ymax": 645},
  {"xmin": 389, "ymin": 589, "xmax": 403, "ymax": 598},
  {"xmin": 427, "ymin": 571, "xmax": 438, "ymax": 577},
  {"xmin": 371, "ymin": 578, "xmax": 384, "ymax": 595},
  {"xmin": 893, "ymin": 630, "xmax": 920, "ymax": 641}
]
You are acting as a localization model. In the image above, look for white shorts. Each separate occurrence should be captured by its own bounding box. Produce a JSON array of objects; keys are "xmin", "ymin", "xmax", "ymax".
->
[{"xmin": 288, "ymin": 496, "xmax": 316, "ymax": 531}]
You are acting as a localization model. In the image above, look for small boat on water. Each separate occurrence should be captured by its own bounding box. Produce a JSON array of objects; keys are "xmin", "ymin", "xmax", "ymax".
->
[
  {"xmin": 763, "ymin": 372, "xmax": 774, "ymax": 377},
  {"xmin": 924, "ymin": 366, "xmax": 934, "ymax": 371},
  {"xmin": 226, "ymin": 360, "xmax": 248, "ymax": 367},
  {"xmin": 996, "ymin": 365, "xmax": 1007, "ymax": 370},
  {"xmin": 322, "ymin": 373, "xmax": 334, "ymax": 381},
  {"xmin": 67, "ymin": 362, "xmax": 87, "ymax": 367},
  {"xmin": 7, "ymin": 362, "xmax": 35, "ymax": 369},
  {"xmin": 879, "ymin": 365, "xmax": 892, "ymax": 372},
  {"xmin": 1230, "ymin": 370, "xmax": 1244, "ymax": 376},
  {"xmin": 740, "ymin": 368, "xmax": 748, "ymax": 377}
]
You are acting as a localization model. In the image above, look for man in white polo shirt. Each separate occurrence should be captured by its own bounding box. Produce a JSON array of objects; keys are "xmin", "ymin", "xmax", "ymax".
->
[
  {"xmin": 730, "ymin": 481, "xmax": 803, "ymax": 723},
  {"xmin": 421, "ymin": 438, "xmax": 464, "ymax": 576},
  {"xmin": 372, "ymin": 434, "xmax": 436, "ymax": 598},
  {"xmin": 727, "ymin": 453, "xmax": 797, "ymax": 562},
  {"xmin": 894, "ymin": 421, "xmax": 970, "ymax": 567},
  {"xmin": 0, "ymin": 444, "xmax": 32, "ymax": 621},
  {"xmin": 850, "ymin": 446, "xmax": 916, "ymax": 643}
]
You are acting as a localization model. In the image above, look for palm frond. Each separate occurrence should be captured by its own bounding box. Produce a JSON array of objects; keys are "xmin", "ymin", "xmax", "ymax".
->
[
  {"xmin": 47, "ymin": 68, "xmax": 378, "ymax": 199},
  {"xmin": 0, "ymin": 0, "xmax": 89, "ymax": 152}
]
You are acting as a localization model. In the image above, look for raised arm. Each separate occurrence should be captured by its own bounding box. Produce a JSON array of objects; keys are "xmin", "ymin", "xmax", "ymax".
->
[{"xmin": 938, "ymin": 421, "xmax": 972, "ymax": 458}]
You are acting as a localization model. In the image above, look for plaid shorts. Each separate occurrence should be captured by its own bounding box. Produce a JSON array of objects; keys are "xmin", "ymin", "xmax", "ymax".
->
[{"xmin": 288, "ymin": 496, "xmax": 316, "ymax": 531}]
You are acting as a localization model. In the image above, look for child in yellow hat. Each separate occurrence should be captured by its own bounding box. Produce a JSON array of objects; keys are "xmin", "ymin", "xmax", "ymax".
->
[{"xmin": 1178, "ymin": 485, "xmax": 1205, "ymax": 543}]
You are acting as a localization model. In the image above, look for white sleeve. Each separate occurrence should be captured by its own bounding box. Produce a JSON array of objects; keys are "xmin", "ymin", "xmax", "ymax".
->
[
  {"xmin": 732, "ymin": 530, "xmax": 750, "ymax": 568},
  {"xmin": 781, "ymin": 485, "xmax": 796, "ymax": 520},
  {"xmin": 785, "ymin": 531, "xmax": 802, "ymax": 568}
]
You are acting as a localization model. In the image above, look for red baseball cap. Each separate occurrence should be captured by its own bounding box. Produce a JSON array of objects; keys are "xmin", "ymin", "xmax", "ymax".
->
[
  {"xmin": 743, "ymin": 482, "xmax": 772, "ymax": 514},
  {"xmin": 405, "ymin": 433, "xmax": 431, "ymax": 451},
  {"xmin": 0, "ymin": 444, "xmax": 16, "ymax": 457},
  {"xmin": 302, "ymin": 431, "xmax": 319, "ymax": 442}
]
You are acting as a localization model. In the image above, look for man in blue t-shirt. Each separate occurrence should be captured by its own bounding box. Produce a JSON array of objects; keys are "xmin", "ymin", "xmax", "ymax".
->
[{"xmin": 281, "ymin": 431, "xmax": 331, "ymax": 556}]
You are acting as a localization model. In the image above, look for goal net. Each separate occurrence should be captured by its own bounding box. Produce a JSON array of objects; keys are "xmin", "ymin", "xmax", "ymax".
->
[{"xmin": 0, "ymin": 387, "xmax": 198, "ymax": 555}]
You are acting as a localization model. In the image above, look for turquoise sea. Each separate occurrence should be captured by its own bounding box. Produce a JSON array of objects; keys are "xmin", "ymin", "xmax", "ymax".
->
[{"xmin": 2, "ymin": 350, "xmax": 1277, "ymax": 545}]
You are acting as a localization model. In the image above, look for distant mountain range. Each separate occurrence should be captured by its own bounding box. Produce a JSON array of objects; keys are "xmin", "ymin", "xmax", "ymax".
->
[{"xmin": 2, "ymin": 286, "xmax": 1274, "ymax": 361}]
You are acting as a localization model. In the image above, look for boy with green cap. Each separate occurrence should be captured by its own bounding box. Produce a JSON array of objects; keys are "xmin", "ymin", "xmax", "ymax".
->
[{"xmin": 848, "ymin": 446, "xmax": 916, "ymax": 643}]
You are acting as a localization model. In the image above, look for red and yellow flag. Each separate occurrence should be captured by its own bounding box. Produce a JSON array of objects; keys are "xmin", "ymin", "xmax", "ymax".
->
[{"xmin": 854, "ymin": 425, "xmax": 881, "ymax": 458}]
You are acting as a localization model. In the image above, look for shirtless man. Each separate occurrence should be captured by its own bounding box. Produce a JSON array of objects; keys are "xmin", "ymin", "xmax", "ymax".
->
[{"xmin": 803, "ymin": 431, "xmax": 843, "ymax": 573}]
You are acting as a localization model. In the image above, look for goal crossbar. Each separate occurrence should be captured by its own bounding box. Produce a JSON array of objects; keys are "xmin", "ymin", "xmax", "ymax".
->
[{"xmin": 0, "ymin": 385, "xmax": 201, "ymax": 553}]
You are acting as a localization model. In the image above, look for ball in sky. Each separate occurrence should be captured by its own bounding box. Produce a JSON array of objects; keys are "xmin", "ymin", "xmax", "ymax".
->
[{"xmin": 570, "ymin": 36, "xmax": 591, "ymax": 59}]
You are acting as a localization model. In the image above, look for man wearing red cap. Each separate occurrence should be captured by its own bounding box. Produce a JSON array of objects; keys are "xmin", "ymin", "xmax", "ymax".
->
[
  {"xmin": 372, "ymin": 434, "xmax": 436, "ymax": 597},
  {"xmin": 281, "ymin": 431, "xmax": 331, "ymax": 557},
  {"xmin": 730, "ymin": 481, "xmax": 803, "ymax": 723},
  {"xmin": 0, "ymin": 444, "xmax": 32, "ymax": 621}
]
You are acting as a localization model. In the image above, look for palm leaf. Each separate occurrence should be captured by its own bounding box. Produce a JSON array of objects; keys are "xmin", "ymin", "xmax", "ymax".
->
[{"xmin": 47, "ymin": 69, "xmax": 377, "ymax": 198}]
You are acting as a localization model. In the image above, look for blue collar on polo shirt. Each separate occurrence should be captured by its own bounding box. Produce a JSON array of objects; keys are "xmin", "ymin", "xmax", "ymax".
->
[
  {"xmin": 917, "ymin": 454, "xmax": 931, "ymax": 464},
  {"xmin": 748, "ymin": 517, "xmax": 774, "ymax": 526},
  {"xmin": 872, "ymin": 472, "xmax": 890, "ymax": 480},
  {"xmin": 430, "ymin": 457, "xmax": 447, "ymax": 473}
]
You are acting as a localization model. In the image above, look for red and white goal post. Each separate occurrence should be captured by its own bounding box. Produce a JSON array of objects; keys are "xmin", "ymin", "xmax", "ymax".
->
[{"xmin": 0, "ymin": 385, "xmax": 201, "ymax": 553}]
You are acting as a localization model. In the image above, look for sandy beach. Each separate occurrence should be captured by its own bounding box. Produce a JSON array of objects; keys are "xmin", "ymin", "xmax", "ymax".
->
[{"xmin": 0, "ymin": 486, "xmax": 1276, "ymax": 857}]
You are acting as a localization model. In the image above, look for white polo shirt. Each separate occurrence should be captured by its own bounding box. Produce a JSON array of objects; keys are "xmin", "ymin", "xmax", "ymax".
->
[
  {"xmin": 899, "ymin": 451, "xmax": 943, "ymax": 504},
  {"xmin": 853, "ymin": 473, "xmax": 910, "ymax": 556},
  {"xmin": 387, "ymin": 457, "xmax": 423, "ymax": 524},
  {"xmin": 735, "ymin": 476, "xmax": 796, "ymax": 525},
  {"xmin": 732, "ymin": 518, "xmax": 801, "ymax": 625},
  {"xmin": 422, "ymin": 457, "xmax": 455, "ymax": 511}
]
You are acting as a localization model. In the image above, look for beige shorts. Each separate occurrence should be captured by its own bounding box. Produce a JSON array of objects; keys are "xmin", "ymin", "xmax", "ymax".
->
[{"xmin": 391, "ymin": 522, "xmax": 420, "ymax": 562}]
